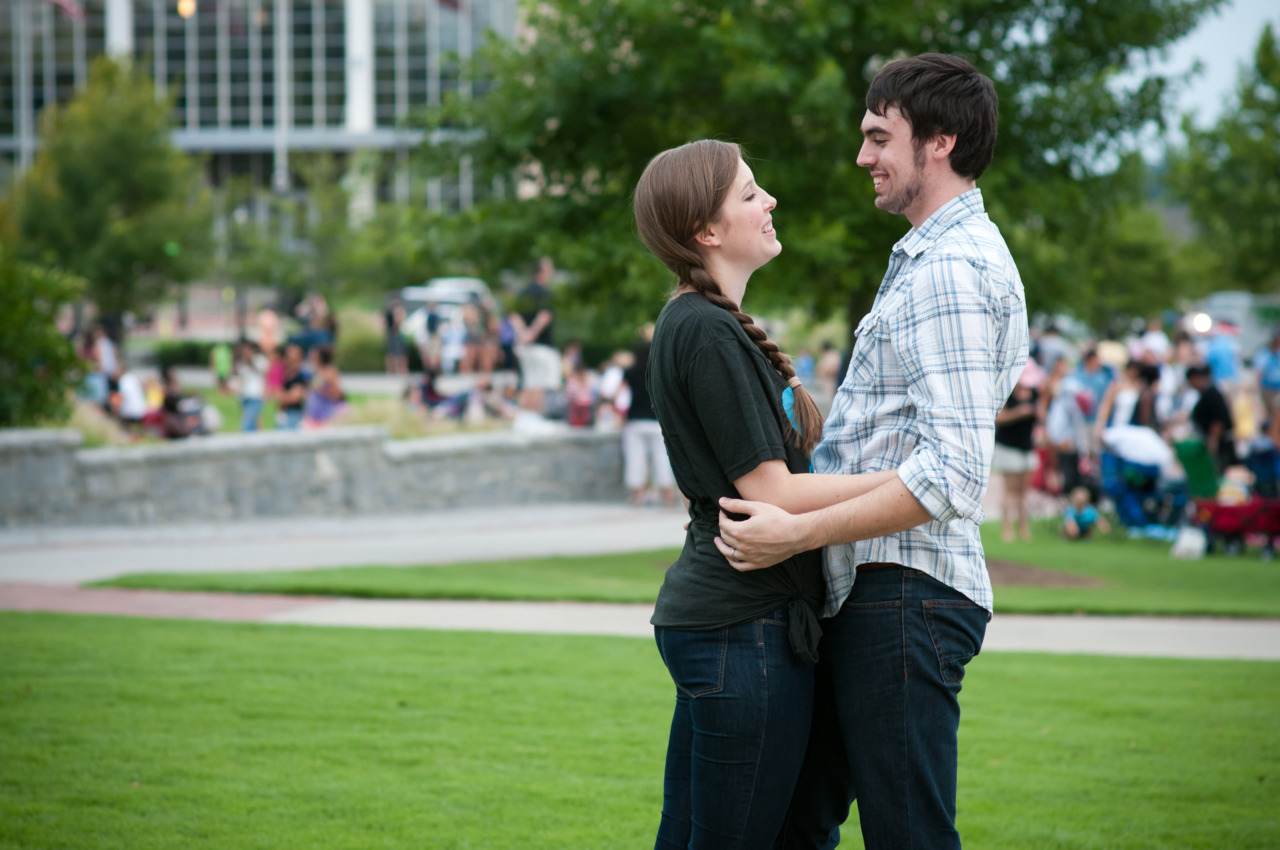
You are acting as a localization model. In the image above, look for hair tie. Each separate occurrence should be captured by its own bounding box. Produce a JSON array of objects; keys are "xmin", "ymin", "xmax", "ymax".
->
[{"xmin": 788, "ymin": 377, "xmax": 802, "ymax": 389}]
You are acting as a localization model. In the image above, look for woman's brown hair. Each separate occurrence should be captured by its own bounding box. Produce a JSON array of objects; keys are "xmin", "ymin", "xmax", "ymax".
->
[{"xmin": 634, "ymin": 140, "xmax": 824, "ymax": 458}]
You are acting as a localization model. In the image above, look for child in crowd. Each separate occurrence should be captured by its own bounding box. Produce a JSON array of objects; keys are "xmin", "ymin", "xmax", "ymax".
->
[{"xmin": 1062, "ymin": 486, "xmax": 1110, "ymax": 540}]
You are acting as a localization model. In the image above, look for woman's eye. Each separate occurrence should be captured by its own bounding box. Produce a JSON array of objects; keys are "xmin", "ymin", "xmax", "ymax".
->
[{"xmin": 746, "ymin": 193, "xmax": 756, "ymax": 201}]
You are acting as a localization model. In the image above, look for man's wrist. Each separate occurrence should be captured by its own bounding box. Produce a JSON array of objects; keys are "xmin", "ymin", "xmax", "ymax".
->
[{"xmin": 797, "ymin": 508, "xmax": 831, "ymax": 552}]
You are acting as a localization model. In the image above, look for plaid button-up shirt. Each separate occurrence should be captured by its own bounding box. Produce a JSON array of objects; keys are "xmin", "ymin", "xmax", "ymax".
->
[{"xmin": 813, "ymin": 189, "xmax": 1029, "ymax": 615}]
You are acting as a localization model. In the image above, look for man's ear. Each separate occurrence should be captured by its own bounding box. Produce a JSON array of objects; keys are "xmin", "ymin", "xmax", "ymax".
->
[{"xmin": 928, "ymin": 133, "xmax": 957, "ymax": 162}]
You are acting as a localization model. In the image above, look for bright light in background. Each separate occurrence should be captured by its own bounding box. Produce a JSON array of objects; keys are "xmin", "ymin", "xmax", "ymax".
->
[
  {"xmin": 177, "ymin": 0, "xmax": 196, "ymax": 19},
  {"xmin": 1192, "ymin": 313, "xmax": 1213, "ymax": 334}
]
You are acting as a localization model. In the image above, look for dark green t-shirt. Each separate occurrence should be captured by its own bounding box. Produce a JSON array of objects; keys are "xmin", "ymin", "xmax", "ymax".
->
[{"xmin": 647, "ymin": 293, "xmax": 824, "ymax": 644}]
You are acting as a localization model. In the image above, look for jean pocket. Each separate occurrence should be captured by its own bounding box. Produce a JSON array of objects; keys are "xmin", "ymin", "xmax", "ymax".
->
[
  {"xmin": 921, "ymin": 600, "xmax": 987, "ymax": 685},
  {"xmin": 657, "ymin": 628, "xmax": 729, "ymax": 698}
]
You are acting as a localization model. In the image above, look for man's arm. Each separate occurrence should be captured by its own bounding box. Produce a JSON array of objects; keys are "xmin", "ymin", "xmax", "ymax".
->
[
  {"xmin": 718, "ymin": 254, "xmax": 1026, "ymax": 571},
  {"xmin": 524, "ymin": 309, "xmax": 552, "ymax": 343},
  {"xmin": 715, "ymin": 475, "xmax": 931, "ymax": 570}
]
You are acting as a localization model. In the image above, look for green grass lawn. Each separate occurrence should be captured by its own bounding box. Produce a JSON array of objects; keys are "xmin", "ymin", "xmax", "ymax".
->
[
  {"xmin": 95, "ymin": 521, "xmax": 1280, "ymax": 617},
  {"xmin": 980, "ymin": 521, "xmax": 1280, "ymax": 617},
  {"xmin": 2, "ymin": 612, "xmax": 1277, "ymax": 849},
  {"xmin": 95, "ymin": 550, "xmax": 677, "ymax": 603}
]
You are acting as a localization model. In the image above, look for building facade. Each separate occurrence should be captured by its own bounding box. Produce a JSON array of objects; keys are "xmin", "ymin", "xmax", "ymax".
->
[{"xmin": 1, "ymin": 0, "xmax": 516, "ymax": 208}]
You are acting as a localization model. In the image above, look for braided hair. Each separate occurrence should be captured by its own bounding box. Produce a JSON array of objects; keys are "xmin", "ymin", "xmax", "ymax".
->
[{"xmin": 634, "ymin": 140, "xmax": 824, "ymax": 458}]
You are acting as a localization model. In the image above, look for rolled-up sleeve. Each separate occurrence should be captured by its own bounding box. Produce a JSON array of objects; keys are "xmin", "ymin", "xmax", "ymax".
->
[{"xmin": 891, "ymin": 255, "xmax": 1005, "ymax": 525}]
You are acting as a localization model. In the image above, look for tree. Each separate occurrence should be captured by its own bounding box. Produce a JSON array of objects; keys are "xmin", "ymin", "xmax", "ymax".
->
[
  {"xmin": 1168, "ymin": 24, "xmax": 1280, "ymax": 293},
  {"xmin": 0, "ymin": 243, "xmax": 84, "ymax": 427},
  {"xmin": 416, "ymin": 0, "xmax": 1223, "ymax": 345},
  {"xmin": 14, "ymin": 56, "xmax": 211, "ymax": 336}
]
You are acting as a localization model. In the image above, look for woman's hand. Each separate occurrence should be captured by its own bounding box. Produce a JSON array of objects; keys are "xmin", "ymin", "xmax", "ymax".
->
[{"xmin": 715, "ymin": 498, "xmax": 810, "ymax": 572}]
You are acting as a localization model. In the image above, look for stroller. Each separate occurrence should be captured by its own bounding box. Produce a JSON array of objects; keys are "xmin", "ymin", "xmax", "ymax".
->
[
  {"xmin": 1176, "ymin": 439, "xmax": 1280, "ymax": 559},
  {"xmin": 1099, "ymin": 452, "xmax": 1187, "ymax": 539}
]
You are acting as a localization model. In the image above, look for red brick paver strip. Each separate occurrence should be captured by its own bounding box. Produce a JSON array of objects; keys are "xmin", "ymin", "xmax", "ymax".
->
[{"xmin": 0, "ymin": 583, "xmax": 325, "ymax": 622}]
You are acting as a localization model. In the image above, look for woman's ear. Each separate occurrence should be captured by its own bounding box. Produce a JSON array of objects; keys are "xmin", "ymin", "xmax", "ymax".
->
[{"xmin": 694, "ymin": 223, "xmax": 721, "ymax": 248}]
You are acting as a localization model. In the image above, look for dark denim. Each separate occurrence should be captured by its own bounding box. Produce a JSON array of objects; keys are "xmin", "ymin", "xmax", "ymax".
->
[
  {"xmin": 778, "ymin": 567, "xmax": 989, "ymax": 850},
  {"xmin": 654, "ymin": 610, "xmax": 815, "ymax": 850}
]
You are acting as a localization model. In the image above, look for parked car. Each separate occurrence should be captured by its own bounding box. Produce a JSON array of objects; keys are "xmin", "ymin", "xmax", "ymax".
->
[{"xmin": 399, "ymin": 277, "xmax": 492, "ymax": 341}]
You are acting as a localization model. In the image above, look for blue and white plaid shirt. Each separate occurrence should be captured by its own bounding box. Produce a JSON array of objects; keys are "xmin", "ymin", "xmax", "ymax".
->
[{"xmin": 813, "ymin": 189, "xmax": 1029, "ymax": 614}]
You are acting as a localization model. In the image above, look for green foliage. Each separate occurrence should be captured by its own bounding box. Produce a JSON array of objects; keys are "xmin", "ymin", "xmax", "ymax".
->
[
  {"xmin": 412, "ymin": 0, "xmax": 1222, "ymax": 341},
  {"xmin": 0, "ymin": 247, "xmax": 84, "ymax": 427},
  {"xmin": 215, "ymin": 156, "xmax": 363, "ymax": 298},
  {"xmin": 14, "ymin": 57, "xmax": 212, "ymax": 324},
  {"xmin": 2, "ymin": 613, "xmax": 1278, "ymax": 849},
  {"xmin": 1168, "ymin": 24, "xmax": 1280, "ymax": 293}
]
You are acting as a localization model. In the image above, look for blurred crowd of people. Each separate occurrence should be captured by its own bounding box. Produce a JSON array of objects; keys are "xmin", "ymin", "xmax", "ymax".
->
[{"xmin": 992, "ymin": 317, "xmax": 1280, "ymax": 542}]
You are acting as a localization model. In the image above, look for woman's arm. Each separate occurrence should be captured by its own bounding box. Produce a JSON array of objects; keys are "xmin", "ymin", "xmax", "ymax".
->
[
  {"xmin": 318, "ymin": 368, "xmax": 344, "ymax": 400},
  {"xmin": 733, "ymin": 460, "xmax": 899, "ymax": 515},
  {"xmin": 1094, "ymin": 381, "xmax": 1119, "ymax": 436}
]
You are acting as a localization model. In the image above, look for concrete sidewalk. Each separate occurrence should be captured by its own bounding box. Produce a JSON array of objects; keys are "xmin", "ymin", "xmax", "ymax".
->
[{"xmin": 0, "ymin": 503, "xmax": 690, "ymax": 584}]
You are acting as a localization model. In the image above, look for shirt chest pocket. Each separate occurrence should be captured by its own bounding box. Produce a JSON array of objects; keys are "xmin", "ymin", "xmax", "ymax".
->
[{"xmin": 849, "ymin": 310, "xmax": 893, "ymax": 385}]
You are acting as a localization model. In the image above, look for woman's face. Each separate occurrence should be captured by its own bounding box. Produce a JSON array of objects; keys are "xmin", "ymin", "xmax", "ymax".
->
[{"xmin": 708, "ymin": 158, "xmax": 780, "ymax": 272}]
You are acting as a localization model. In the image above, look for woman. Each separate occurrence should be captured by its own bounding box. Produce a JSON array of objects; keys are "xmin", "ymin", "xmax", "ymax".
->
[
  {"xmin": 634, "ymin": 140, "xmax": 896, "ymax": 849},
  {"xmin": 302, "ymin": 345, "xmax": 347, "ymax": 428},
  {"xmin": 993, "ymin": 374, "xmax": 1041, "ymax": 542},
  {"xmin": 234, "ymin": 341, "xmax": 269, "ymax": 432},
  {"xmin": 620, "ymin": 331, "xmax": 676, "ymax": 507}
]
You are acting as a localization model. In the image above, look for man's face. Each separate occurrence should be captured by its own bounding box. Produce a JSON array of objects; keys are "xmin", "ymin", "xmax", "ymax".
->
[
  {"xmin": 285, "ymin": 346, "xmax": 303, "ymax": 369},
  {"xmin": 857, "ymin": 106, "xmax": 928, "ymax": 219}
]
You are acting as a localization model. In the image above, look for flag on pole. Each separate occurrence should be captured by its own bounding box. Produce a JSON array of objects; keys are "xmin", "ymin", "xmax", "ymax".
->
[{"xmin": 41, "ymin": 0, "xmax": 86, "ymax": 21}]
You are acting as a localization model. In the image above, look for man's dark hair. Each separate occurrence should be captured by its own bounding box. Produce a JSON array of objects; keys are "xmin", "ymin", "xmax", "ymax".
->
[{"xmin": 866, "ymin": 53, "xmax": 999, "ymax": 179}]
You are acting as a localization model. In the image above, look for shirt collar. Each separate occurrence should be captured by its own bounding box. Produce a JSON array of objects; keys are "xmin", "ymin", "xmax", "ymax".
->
[{"xmin": 893, "ymin": 188, "xmax": 986, "ymax": 258}]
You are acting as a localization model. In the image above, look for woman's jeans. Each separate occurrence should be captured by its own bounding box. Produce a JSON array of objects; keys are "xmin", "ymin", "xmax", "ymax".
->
[
  {"xmin": 240, "ymin": 396, "xmax": 264, "ymax": 432},
  {"xmin": 654, "ymin": 610, "xmax": 814, "ymax": 850}
]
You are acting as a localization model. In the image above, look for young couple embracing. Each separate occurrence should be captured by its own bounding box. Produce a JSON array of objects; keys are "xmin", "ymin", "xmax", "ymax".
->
[{"xmin": 634, "ymin": 53, "xmax": 1030, "ymax": 849}]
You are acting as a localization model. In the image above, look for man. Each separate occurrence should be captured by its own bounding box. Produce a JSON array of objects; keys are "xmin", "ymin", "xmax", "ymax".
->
[
  {"xmin": 1035, "ymin": 322, "xmax": 1072, "ymax": 373},
  {"xmin": 1187, "ymin": 365, "xmax": 1236, "ymax": 474},
  {"xmin": 1075, "ymin": 347, "xmax": 1113, "ymax": 447},
  {"xmin": 1254, "ymin": 332, "xmax": 1280, "ymax": 420},
  {"xmin": 716, "ymin": 54, "xmax": 1028, "ymax": 849},
  {"xmin": 275, "ymin": 343, "xmax": 309, "ymax": 430},
  {"xmin": 509, "ymin": 257, "xmax": 560, "ymax": 416}
]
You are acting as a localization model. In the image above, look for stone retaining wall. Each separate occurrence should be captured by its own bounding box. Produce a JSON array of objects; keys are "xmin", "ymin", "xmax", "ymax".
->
[{"xmin": 0, "ymin": 426, "xmax": 626, "ymax": 527}]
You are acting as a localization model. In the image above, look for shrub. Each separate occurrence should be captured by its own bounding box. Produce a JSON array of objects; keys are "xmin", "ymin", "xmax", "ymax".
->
[
  {"xmin": 335, "ymin": 326, "xmax": 386, "ymax": 373},
  {"xmin": 152, "ymin": 339, "xmax": 218, "ymax": 370}
]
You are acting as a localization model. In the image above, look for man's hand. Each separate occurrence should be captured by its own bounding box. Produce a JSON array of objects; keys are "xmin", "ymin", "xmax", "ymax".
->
[{"xmin": 715, "ymin": 498, "xmax": 811, "ymax": 572}]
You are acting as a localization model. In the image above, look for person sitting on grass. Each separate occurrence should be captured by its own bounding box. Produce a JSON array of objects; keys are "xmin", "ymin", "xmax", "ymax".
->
[{"xmin": 1062, "ymin": 485, "xmax": 1110, "ymax": 540}]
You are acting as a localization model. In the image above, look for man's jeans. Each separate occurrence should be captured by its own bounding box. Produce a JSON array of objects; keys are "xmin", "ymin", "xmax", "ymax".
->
[
  {"xmin": 655, "ymin": 610, "xmax": 815, "ymax": 849},
  {"xmin": 780, "ymin": 567, "xmax": 989, "ymax": 850}
]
